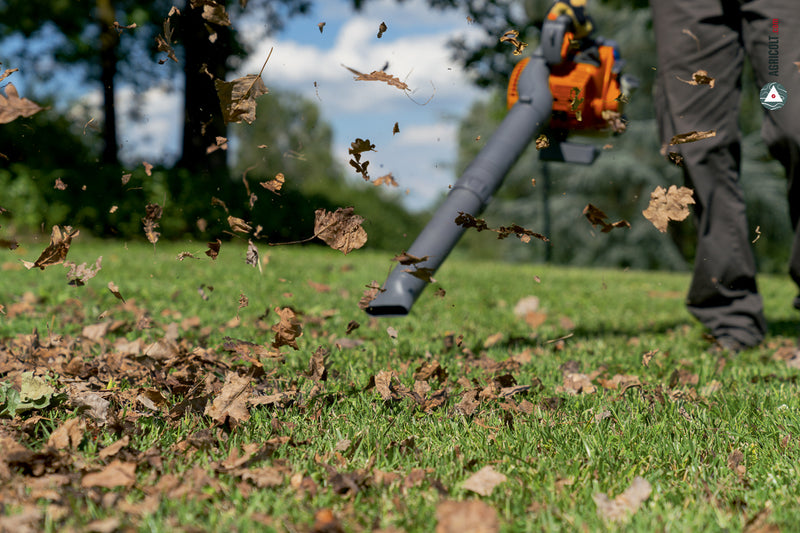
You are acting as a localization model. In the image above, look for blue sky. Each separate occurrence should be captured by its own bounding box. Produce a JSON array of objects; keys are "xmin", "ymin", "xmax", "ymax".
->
[{"xmin": 115, "ymin": 0, "xmax": 491, "ymax": 210}]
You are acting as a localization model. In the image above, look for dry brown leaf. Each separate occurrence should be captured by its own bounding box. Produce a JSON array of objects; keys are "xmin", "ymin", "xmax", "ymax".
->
[
  {"xmin": 81, "ymin": 460, "xmax": 137, "ymax": 489},
  {"xmin": 271, "ymin": 307, "xmax": 302, "ymax": 350},
  {"xmin": 359, "ymin": 281, "xmax": 383, "ymax": 310},
  {"xmin": 455, "ymin": 212, "xmax": 547, "ymax": 243},
  {"xmin": 462, "ymin": 465, "xmax": 507, "ymax": 496},
  {"xmin": 204, "ymin": 372, "xmax": 252, "ymax": 426},
  {"xmin": 669, "ymin": 130, "xmax": 716, "ymax": 145},
  {"xmin": 0, "ymin": 67, "xmax": 18, "ymax": 83},
  {"xmin": 259, "ymin": 173, "xmax": 284, "ymax": 194},
  {"xmin": 201, "ymin": 3, "xmax": 231, "ymax": 26},
  {"xmin": 436, "ymin": 500, "xmax": 499, "ymax": 533},
  {"xmin": 0, "ymin": 82, "xmax": 44, "ymax": 124},
  {"xmin": 23, "ymin": 225, "xmax": 79, "ymax": 270},
  {"xmin": 318, "ymin": 22, "xmax": 326, "ymax": 33},
  {"xmin": 245, "ymin": 239, "xmax": 261, "ymax": 272},
  {"xmin": 227, "ymin": 215, "xmax": 252, "ymax": 233},
  {"xmin": 535, "ymin": 134, "xmax": 549, "ymax": 150},
  {"xmin": 342, "ymin": 65, "xmax": 409, "ymax": 91},
  {"xmin": 677, "ymin": 69, "xmax": 715, "ymax": 88},
  {"xmin": 593, "ymin": 477, "xmax": 652, "ymax": 522},
  {"xmin": 65, "ymin": 256, "xmax": 102, "ymax": 286},
  {"xmin": 583, "ymin": 204, "xmax": 631, "ymax": 233},
  {"xmin": 500, "ymin": 29, "xmax": 527, "ymax": 55},
  {"xmin": 373, "ymin": 173, "xmax": 398, "ymax": 187},
  {"xmin": 54, "ymin": 178, "xmax": 67, "ymax": 190},
  {"xmin": 377, "ymin": 21, "xmax": 388, "ymax": 38},
  {"xmin": 215, "ymin": 73, "xmax": 269, "ymax": 124},
  {"xmin": 642, "ymin": 185, "xmax": 695, "ymax": 232},
  {"xmin": 314, "ymin": 207, "xmax": 368, "ymax": 254},
  {"xmin": 206, "ymin": 239, "xmax": 221, "ymax": 260},
  {"xmin": 142, "ymin": 203, "xmax": 162, "ymax": 244},
  {"xmin": 47, "ymin": 417, "xmax": 85, "ymax": 449},
  {"xmin": 155, "ymin": 18, "xmax": 178, "ymax": 64}
]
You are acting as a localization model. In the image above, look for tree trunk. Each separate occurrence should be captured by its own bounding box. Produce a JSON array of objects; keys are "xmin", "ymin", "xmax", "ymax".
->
[
  {"xmin": 97, "ymin": 0, "xmax": 119, "ymax": 166},
  {"xmin": 177, "ymin": 5, "xmax": 231, "ymax": 180}
]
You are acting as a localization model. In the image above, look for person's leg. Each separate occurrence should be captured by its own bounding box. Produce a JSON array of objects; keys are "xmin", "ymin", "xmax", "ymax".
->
[
  {"xmin": 650, "ymin": 0, "xmax": 767, "ymax": 347},
  {"xmin": 741, "ymin": 0, "xmax": 800, "ymax": 309}
]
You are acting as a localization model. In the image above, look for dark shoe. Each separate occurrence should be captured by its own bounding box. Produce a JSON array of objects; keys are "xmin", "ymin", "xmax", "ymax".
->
[{"xmin": 709, "ymin": 336, "xmax": 750, "ymax": 355}]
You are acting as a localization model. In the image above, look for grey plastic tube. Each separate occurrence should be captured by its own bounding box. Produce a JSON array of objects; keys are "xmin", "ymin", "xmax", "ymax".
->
[{"xmin": 365, "ymin": 53, "xmax": 553, "ymax": 316}]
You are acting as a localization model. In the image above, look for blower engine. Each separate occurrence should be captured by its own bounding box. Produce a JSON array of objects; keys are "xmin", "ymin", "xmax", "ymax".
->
[{"xmin": 365, "ymin": 7, "xmax": 634, "ymax": 316}]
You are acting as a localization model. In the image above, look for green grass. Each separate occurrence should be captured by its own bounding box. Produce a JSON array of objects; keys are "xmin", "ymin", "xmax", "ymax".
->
[{"xmin": 1, "ymin": 238, "xmax": 799, "ymax": 532}]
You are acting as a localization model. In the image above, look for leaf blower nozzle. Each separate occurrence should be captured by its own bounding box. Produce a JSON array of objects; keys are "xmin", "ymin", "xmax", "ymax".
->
[{"xmin": 364, "ymin": 54, "xmax": 553, "ymax": 317}]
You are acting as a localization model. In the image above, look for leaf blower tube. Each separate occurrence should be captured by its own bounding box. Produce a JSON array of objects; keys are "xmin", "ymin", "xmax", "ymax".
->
[{"xmin": 365, "ymin": 53, "xmax": 552, "ymax": 317}]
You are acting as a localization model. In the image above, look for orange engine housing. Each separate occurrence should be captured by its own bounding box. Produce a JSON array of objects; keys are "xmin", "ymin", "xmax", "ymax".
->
[{"xmin": 507, "ymin": 44, "xmax": 622, "ymax": 132}]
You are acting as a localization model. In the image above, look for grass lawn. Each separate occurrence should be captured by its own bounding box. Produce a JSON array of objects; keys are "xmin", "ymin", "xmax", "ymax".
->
[{"xmin": 1, "ymin": 237, "xmax": 799, "ymax": 532}]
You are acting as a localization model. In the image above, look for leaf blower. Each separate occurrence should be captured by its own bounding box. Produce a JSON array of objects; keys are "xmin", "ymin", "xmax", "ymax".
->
[{"xmin": 365, "ymin": 1, "xmax": 635, "ymax": 317}]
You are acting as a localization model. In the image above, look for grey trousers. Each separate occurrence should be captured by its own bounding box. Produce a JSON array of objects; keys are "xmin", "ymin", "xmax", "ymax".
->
[{"xmin": 650, "ymin": 0, "xmax": 800, "ymax": 346}]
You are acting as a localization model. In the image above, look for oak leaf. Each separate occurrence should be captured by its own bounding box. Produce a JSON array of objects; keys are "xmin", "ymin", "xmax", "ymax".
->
[
  {"xmin": 155, "ymin": 18, "xmax": 178, "ymax": 64},
  {"xmin": 204, "ymin": 371, "xmax": 252, "ymax": 426},
  {"xmin": 0, "ymin": 83, "xmax": 44, "ymax": 123},
  {"xmin": 642, "ymin": 185, "xmax": 695, "ymax": 232},
  {"xmin": 313, "ymin": 207, "xmax": 368, "ymax": 254}
]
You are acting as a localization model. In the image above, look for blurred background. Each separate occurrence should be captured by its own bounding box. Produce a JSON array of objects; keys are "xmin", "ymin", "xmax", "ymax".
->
[{"xmin": 0, "ymin": 0, "xmax": 789, "ymax": 272}]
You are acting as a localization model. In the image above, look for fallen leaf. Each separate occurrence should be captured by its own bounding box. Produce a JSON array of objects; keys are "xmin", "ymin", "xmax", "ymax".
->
[
  {"xmin": 642, "ymin": 185, "xmax": 695, "ymax": 233},
  {"xmin": 593, "ymin": 477, "xmax": 652, "ymax": 522},
  {"xmin": 142, "ymin": 203, "xmax": 162, "ymax": 244},
  {"xmin": 201, "ymin": 3, "xmax": 231, "ymax": 26},
  {"xmin": 373, "ymin": 173, "xmax": 398, "ymax": 187},
  {"xmin": 313, "ymin": 207, "xmax": 368, "ymax": 254},
  {"xmin": 583, "ymin": 204, "xmax": 630, "ymax": 233},
  {"xmin": 359, "ymin": 281, "xmax": 383, "ymax": 310},
  {"xmin": 23, "ymin": 225, "xmax": 79, "ymax": 270},
  {"xmin": 47, "ymin": 417, "xmax": 85, "ymax": 449},
  {"xmin": 206, "ymin": 239, "xmax": 221, "ymax": 259},
  {"xmin": 0, "ymin": 82, "xmax": 44, "ymax": 124},
  {"xmin": 462, "ymin": 465, "xmax": 507, "ymax": 496},
  {"xmin": 342, "ymin": 65, "xmax": 409, "ymax": 91},
  {"xmin": 271, "ymin": 307, "xmax": 302, "ymax": 350},
  {"xmin": 677, "ymin": 69, "xmax": 715, "ymax": 88},
  {"xmin": 64, "ymin": 256, "xmax": 102, "ymax": 286},
  {"xmin": 155, "ymin": 18, "xmax": 178, "ymax": 64},
  {"xmin": 204, "ymin": 371, "xmax": 252, "ymax": 426},
  {"xmin": 306, "ymin": 346, "xmax": 328, "ymax": 381},
  {"xmin": 455, "ymin": 212, "xmax": 547, "ymax": 243},
  {"xmin": 500, "ymin": 29, "xmax": 527, "ymax": 55},
  {"xmin": 259, "ymin": 172, "xmax": 284, "ymax": 194},
  {"xmin": 436, "ymin": 500, "xmax": 499, "ymax": 533},
  {"xmin": 669, "ymin": 130, "xmax": 716, "ymax": 145},
  {"xmin": 215, "ymin": 74, "xmax": 269, "ymax": 124},
  {"xmin": 0, "ymin": 67, "xmax": 18, "ymax": 83},
  {"xmin": 81, "ymin": 460, "xmax": 137, "ymax": 489},
  {"xmin": 246, "ymin": 239, "xmax": 261, "ymax": 272},
  {"xmin": 228, "ymin": 215, "xmax": 252, "ymax": 233}
]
